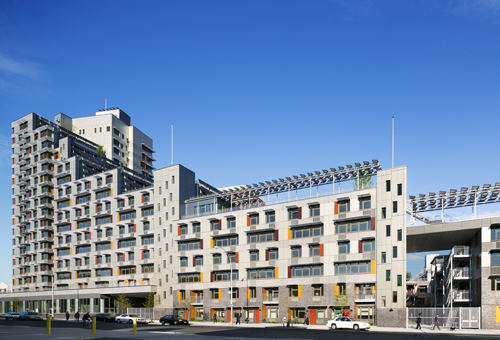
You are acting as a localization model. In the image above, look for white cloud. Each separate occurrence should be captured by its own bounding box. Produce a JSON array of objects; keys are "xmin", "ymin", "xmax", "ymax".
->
[
  {"xmin": 0, "ymin": 53, "xmax": 44, "ymax": 80},
  {"xmin": 0, "ymin": 133, "xmax": 12, "ymax": 167},
  {"xmin": 0, "ymin": 53, "xmax": 51, "ymax": 98},
  {"xmin": 452, "ymin": 0, "xmax": 500, "ymax": 23}
]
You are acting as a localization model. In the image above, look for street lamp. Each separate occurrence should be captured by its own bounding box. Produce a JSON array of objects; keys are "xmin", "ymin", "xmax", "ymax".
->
[
  {"xmin": 241, "ymin": 277, "xmax": 248, "ymax": 323},
  {"xmin": 48, "ymin": 269, "xmax": 54, "ymax": 318},
  {"xmin": 215, "ymin": 246, "xmax": 233, "ymax": 324}
]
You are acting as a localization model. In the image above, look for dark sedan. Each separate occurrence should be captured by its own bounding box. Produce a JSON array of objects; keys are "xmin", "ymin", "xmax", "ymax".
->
[
  {"xmin": 5, "ymin": 312, "xmax": 20, "ymax": 320},
  {"xmin": 159, "ymin": 315, "xmax": 189, "ymax": 325},
  {"xmin": 92, "ymin": 313, "xmax": 115, "ymax": 322}
]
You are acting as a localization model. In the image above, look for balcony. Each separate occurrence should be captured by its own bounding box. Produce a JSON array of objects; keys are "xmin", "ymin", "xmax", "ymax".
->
[
  {"xmin": 263, "ymin": 294, "xmax": 279, "ymax": 304},
  {"xmin": 355, "ymin": 289, "xmax": 375, "ymax": 302},
  {"xmin": 191, "ymin": 296, "xmax": 204, "ymax": 305},
  {"xmin": 451, "ymin": 267, "xmax": 471, "ymax": 279},
  {"xmin": 453, "ymin": 290, "xmax": 471, "ymax": 301}
]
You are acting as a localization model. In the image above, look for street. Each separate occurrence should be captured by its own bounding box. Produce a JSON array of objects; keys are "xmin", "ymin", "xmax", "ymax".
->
[{"xmin": 0, "ymin": 319, "xmax": 497, "ymax": 340}]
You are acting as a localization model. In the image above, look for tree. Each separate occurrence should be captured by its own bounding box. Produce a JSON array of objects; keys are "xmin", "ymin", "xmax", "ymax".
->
[
  {"xmin": 12, "ymin": 297, "xmax": 22, "ymax": 312},
  {"xmin": 143, "ymin": 292, "xmax": 160, "ymax": 320},
  {"xmin": 96, "ymin": 145, "xmax": 105, "ymax": 156},
  {"xmin": 178, "ymin": 299, "xmax": 192, "ymax": 320},
  {"xmin": 406, "ymin": 272, "xmax": 412, "ymax": 281},
  {"xmin": 332, "ymin": 290, "xmax": 352, "ymax": 317},
  {"xmin": 353, "ymin": 175, "xmax": 374, "ymax": 190},
  {"xmin": 278, "ymin": 293, "xmax": 294, "ymax": 325},
  {"xmin": 114, "ymin": 294, "xmax": 132, "ymax": 315}
]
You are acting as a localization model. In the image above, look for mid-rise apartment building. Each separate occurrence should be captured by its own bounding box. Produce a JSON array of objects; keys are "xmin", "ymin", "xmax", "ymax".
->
[{"xmin": 4, "ymin": 109, "xmax": 500, "ymax": 329}]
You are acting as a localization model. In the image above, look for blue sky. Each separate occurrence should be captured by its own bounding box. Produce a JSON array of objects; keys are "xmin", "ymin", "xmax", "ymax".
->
[{"xmin": 1, "ymin": 0, "xmax": 500, "ymax": 283}]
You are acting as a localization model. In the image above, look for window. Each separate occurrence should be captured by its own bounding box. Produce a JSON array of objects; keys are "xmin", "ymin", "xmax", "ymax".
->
[
  {"xmin": 292, "ymin": 225, "xmax": 323, "ymax": 238},
  {"xmin": 227, "ymin": 253, "xmax": 236, "ymax": 263},
  {"xmin": 266, "ymin": 211, "xmax": 275, "ymax": 223},
  {"xmin": 213, "ymin": 270, "xmax": 238, "ymax": 281},
  {"xmin": 381, "ymin": 252, "xmax": 386, "ymax": 263},
  {"xmin": 178, "ymin": 240, "xmax": 201, "ymax": 251},
  {"xmin": 211, "ymin": 289, "xmax": 219, "ymax": 299},
  {"xmin": 393, "ymin": 291, "xmax": 397, "ymax": 303},
  {"xmin": 144, "ymin": 222, "xmax": 150, "ymax": 231},
  {"xmin": 291, "ymin": 246, "xmax": 302, "ymax": 258},
  {"xmin": 291, "ymin": 264, "xmax": 323, "ymax": 277},
  {"xmin": 492, "ymin": 227, "xmax": 500, "ymax": 241},
  {"xmin": 214, "ymin": 235, "xmax": 238, "ymax": 247},
  {"xmin": 118, "ymin": 199, "xmax": 124, "ymax": 208},
  {"xmin": 288, "ymin": 208, "xmax": 299, "ymax": 220},
  {"xmin": 192, "ymin": 223, "xmax": 200, "ymax": 233},
  {"xmin": 269, "ymin": 248, "xmax": 278, "ymax": 260},
  {"xmin": 250, "ymin": 214, "xmax": 259, "ymax": 225},
  {"xmin": 178, "ymin": 273, "xmax": 201, "ymax": 283},
  {"xmin": 382, "ymin": 207, "xmax": 386, "ymax": 219},
  {"xmin": 309, "ymin": 244, "xmax": 320, "ymax": 256},
  {"xmin": 339, "ymin": 242, "xmax": 350, "ymax": 254},
  {"xmin": 335, "ymin": 262, "xmax": 371, "ymax": 274},
  {"xmin": 142, "ymin": 208, "xmax": 154, "ymax": 217},
  {"xmin": 338, "ymin": 200, "xmax": 350, "ymax": 213},
  {"xmin": 397, "ymin": 275, "xmax": 402, "ymax": 286},
  {"xmin": 491, "ymin": 252, "xmax": 500, "ymax": 266},
  {"xmin": 96, "ymin": 243, "xmax": 111, "ymax": 251},
  {"xmin": 363, "ymin": 239, "xmax": 375, "ymax": 252},
  {"xmin": 195, "ymin": 256, "xmax": 203, "ymax": 266},
  {"xmin": 386, "ymin": 270, "xmax": 391, "ymax": 281},
  {"xmin": 393, "ymin": 246, "xmax": 398, "ymax": 258},
  {"xmin": 210, "ymin": 220, "xmax": 220, "ymax": 231},
  {"xmin": 227, "ymin": 218, "xmax": 236, "ymax": 228},
  {"xmin": 386, "ymin": 225, "xmax": 391, "ymax": 237},
  {"xmin": 249, "ymin": 287, "xmax": 257, "ymax": 298},
  {"xmin": 313, "ymin": 284, "xmax": 324, "ymax": 297},
  {"xmin": 393, "ymin": 201, "xmax": 398, "ymax": 213},
  {"xmin": 247, "ymin": 268, "xmax": 275, "ymax": 279},
  {"xmin": 180, "ymin": 225, "xmax": 188, "ymax": 235},
  {"xmin": 119, "ymin": 212, "xmax": 136, "ymax": 221},
  {"xmin": 397, "ymin": 183, "xmax": 402, "ymax": 195},
  {"xmin": 250, "ymin": 250, "xmax": 259, "ymax": 262},
  {"xmin": 309, "ymin": 205, "xmax": 320, "ymax": 217},
  {"xmin": 288, "ymin": 286, "xmax": 299, "ymax": 297},
  {"xmin": 335, "ymin": 220, "xmax": 371, "ymax": 233},
  {"xmin": 247, "ymin": 231, "xmax": 275, "ymax": 244},
  {"xmin": 180, "ymin": 257, "xmax": 188, "ymax": 267},
  {"xmin": 213, "ymin": 254, "xmax": 221, "ymax": 264},
  {"xmin": 397, "ymin": 229, "xmax": 402, "ymax": 241},
  {"xmin": 386, "ymin": 180, "xmax": 391, "ymax": 192},
  {"xmin": 359, "ymin": 199, "xmax": 371, "ymax": 210}
]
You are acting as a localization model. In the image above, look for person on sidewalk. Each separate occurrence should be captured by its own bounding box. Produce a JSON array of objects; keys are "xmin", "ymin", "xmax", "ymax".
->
[
  {"xmin": 416, "ymin": 314, "xmax": 421, "ymax": 330},
  {"xmin": 82, "ymin": 312, "xmax": 88, "ymax": 328},
  {"xmin": 235, "ymin": 313, "xmax": 240, "ymax": 325},
  {"xmin": 283, "ymin": 316, "xmax": 287, "ymax": 327},
  {"xmin": 433, "ymin": 314, "xmax": 440, "ymax": 331},
  {"xmin": 75, "ymin": 311, "xmax": 80, "ymax": 323},
  {"xmin": 213, "ymin": 312, "xmax": 217, "ymax": 324},
  {"xmin": 304, "ymin": 316, "xmax": 309, "ymax": 326},
  {"xmin": 66, "ymin": 311, "xmax": 69, "ymax": 321}
]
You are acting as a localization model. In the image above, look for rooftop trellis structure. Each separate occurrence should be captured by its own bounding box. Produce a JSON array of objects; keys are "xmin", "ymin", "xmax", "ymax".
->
[
  {"xmin": 408, "ymin": 182, "xmax": 500, "ymax": 221},
  {"xmin": 190, "ymin": 160, "xmax": 381, "ymax": 208}
]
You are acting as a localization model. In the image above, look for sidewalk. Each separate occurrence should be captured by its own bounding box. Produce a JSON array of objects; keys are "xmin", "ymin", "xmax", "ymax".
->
[{"xmin": 188, "ymin": 320, "xmax": 500, "ymax": 335}]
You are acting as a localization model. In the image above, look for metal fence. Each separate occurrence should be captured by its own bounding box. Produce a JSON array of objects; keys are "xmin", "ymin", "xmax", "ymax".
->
[
  {"xmin": 407, "ymin": 307, "xmax": 480, "ymax": 329},
  {"xmin": 127, "ymin": 308, "xmax": 175, "ymax": 321}
]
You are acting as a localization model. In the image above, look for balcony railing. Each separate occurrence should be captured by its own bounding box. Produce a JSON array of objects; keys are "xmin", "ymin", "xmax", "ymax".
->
[
  {"xmin": 356, "ymin": 290, "xmax": 375, "ymax": 300},
  {"xmin": 263, "ymin": 294, "xmax": 279, "ymax": 302},
  {"xmin": 452, "ymin": 267, "xmax": 470, "ymax": 278},
  {"xmin": 453, "ymin": 290, "xmax": 470, "ymax": 300},
  {"xmin": 191, "ymin": 296, "xmax": 204, "ymax": 304},
  {"xmin": 451, "ymin": 246, "xmax": 470, "ymax": 256}
]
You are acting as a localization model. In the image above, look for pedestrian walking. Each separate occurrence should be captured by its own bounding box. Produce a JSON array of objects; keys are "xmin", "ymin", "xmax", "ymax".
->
[
  {"xmin": 213, "ymin": 312, "xmax": 217, "ymax": 324},
  {"xmin": 75, "ymin": 311, "xmax": 80, "ymax": 322},
  {"xmin": 304, "ymin": 316, "xmax": 309, "ymax": 325},
  {"xmin": 83, "ymin": 312, "xmax": 91, "ymax": 328},
  {"xmin": 236, "ymin": 313, "xmax": 240, "ymax": 325},
  {"xmin": 433, "ymin": 314, "xmax": 440, "ymax": 331},
  {"xmin": 283, "ymin": 316, "xmax": 287, "ymax": 327},
  {"xmin": 416, "ymin": 314, "xmax": 421, "ymax": 329},
  {"xmin": 66, "ymin": 311, "xmax": 70, "ymax": 321}
]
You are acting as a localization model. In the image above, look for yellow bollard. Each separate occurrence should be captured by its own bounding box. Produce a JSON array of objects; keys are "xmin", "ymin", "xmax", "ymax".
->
[
  {"xmin": 46, "ymin": 316, "xmax": 51, "ymax": 335},
  {"xmin": 92, "ymin": 317, "xmax": 96, "ymax": 335},
  {"xmin": 133, "ymin": 318, "xmax": 137, "ymax": 335}
]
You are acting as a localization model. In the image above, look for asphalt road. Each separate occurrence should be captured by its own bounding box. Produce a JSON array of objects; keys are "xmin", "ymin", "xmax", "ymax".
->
[{"xmin": 0, "ymin": 319, "xmax": 495, "ymax": 340}]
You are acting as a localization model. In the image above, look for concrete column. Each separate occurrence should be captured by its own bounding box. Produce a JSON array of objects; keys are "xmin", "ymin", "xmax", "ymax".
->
[
  {"xmin": 100, "ymin": 298, "xmax": 105, "ymax": 313},
  {"xmin": 90, "ymin": 298, "xmax": 94, "ymax": 313}
]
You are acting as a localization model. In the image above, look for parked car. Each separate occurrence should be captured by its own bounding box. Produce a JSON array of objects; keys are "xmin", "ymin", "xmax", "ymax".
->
[
  {"xmin": 4, "ymin": 312, "xmax": 20, "ymax": 320},
  {"xmin": 327, "ymin": 317, "xmax": 370, "ymax": 331},
  {"xmin": 19, "ymin": 312, "xmax": 43, "ymax": 321},
  {"xmin": 159, "ymin": 315, "xmax": 190, "ymax": 325},
  {"xmin": 92, "ymin": 313, "xmax": 115, "ymax": 322},
  {"xmin": 115, "ymin": 314, "xmax": 147, "ymax": 324}
]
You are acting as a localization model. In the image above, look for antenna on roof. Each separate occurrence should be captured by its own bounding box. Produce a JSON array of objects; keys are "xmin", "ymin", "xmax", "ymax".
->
[
  {"xmin": 171, "ymin": 123, "xmax": 174, "ymax": 166},
  {"xmin": 105, "ymin": 98, "xmax": 107, "ymax": 110}
]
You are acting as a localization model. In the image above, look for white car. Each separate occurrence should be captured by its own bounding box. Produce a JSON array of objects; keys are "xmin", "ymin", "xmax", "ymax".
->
[
  {"xmin": 115, "ymin": 314, "xmax": 147, "ymax": 324},
  {"xmin": 327, "ymin": 317, "xmax": 370, "ymax": 331}
]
